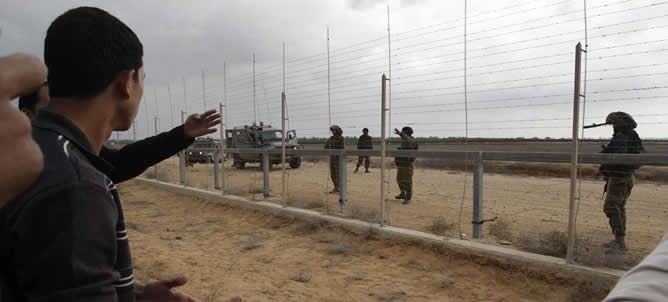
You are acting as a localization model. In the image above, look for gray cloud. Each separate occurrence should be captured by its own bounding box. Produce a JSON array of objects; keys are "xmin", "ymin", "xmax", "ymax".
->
[
  {"xmin": 348, "ymin": 0, "xmax": 386, "ymax": 10},
  {"xmin": 1, "ymin": 0, "xmax": 666, "ymax": 140}
]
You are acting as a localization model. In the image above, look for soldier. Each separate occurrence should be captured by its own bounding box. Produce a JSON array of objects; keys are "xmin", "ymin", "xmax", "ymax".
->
[
  {"xmin": 355, "ymin": 128, "xmax": 372, "ymax": 173},
  {"xmin": 394, "ymin": 127, "xmax": 418, "ymax": 204},
  {"xmin": 325, "ymin": 125, "xmax": 344, "ymax": 193},
  {"xmin": 598, "ymin": 112, "xmax": 644, "ymax": 253}
]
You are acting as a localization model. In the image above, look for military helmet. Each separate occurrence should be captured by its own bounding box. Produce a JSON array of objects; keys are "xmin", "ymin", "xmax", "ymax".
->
[
  {"xmin": 330, "ymin": 124, "xmax": 342, "ymax": 134},
  {"xmin": 401, "ymin": 126, "xmax": 413, "ymax": 136},
  {"xmin": 606, "ymin": 112, "xmax": 637, "ymax": 129},
  {"xmin": 362, "ymin": 128, "xmax": 369, "ymax": 132}
]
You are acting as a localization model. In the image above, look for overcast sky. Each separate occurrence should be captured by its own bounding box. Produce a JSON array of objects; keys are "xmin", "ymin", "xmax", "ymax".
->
[{"xmin": 2, "ymin": 0, "xmax": 667, "ymax": 140}]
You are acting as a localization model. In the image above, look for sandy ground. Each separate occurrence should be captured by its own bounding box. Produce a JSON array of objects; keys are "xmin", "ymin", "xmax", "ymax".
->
[
  {"xmin": 148, "ymin": 156, "xmax": 668, "ymax": 268},
  {"xmin": 120, "ymin": 180, "xmax": 608, "ymax": 302}
]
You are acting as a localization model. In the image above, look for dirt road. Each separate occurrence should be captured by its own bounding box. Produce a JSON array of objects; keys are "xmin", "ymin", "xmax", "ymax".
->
[
  {"xmin": 147, "ymin": 156, "xmax": 668, "ymax": 269},
  {"xmin": 120, "ymin": 180, "xmax": 608, "ymax": 301}
]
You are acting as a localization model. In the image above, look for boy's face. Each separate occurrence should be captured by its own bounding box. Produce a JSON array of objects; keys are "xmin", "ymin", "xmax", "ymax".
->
[{"xmin": 117, "ymin": 66, "xmax": 144, "ymax": 130}]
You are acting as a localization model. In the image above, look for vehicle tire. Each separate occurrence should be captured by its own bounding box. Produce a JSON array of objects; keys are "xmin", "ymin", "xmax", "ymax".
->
[
  {"xmin": 289, "ymin": 157, "xmax": 302, "ymax": 169},
  {"xmin": 233, "ymin": 160, "xmax": 245, "ymax": 169}
]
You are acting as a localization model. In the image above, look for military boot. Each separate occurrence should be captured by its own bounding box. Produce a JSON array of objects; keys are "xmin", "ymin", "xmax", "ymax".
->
[
  {"xmin": 395, "ymin": 191, "xmax": 405, "ymax": 200},
  {"xmin": 354, "ymin": 166, "xmax": 360, "ymax": 173},
  {"xmin": 402, "ymin": 192, "xmax": 412, "ymax": 205},
  {"xmin": 605, "ymin": 235, "xmax": 628, "ymax": 254}
]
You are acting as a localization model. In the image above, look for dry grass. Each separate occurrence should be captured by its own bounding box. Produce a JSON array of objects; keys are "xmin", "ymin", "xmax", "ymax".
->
[
  {"xmin": 295, "ymin": 218, "xmax": 327, "ymax": 235},
  {"xmin": 241, "ymin": 233, "xmax": 268, "ymax": 252},
  {"xmin": 203, "ymin": 289, "xmax": 222, "ymax": 302},
  {"xmin": 375, "ymin": 291, "xmax": 407, "ymax": 301},
  {"xmin": 289, "ymin": 272, "xmax": 312, "ymax": 283},
  {"xmin": 345, "ymin": 204, "xmax": 380, "ymax": 222},
  {"xmin": 488, "ymin": 219, "xmax": 513, "ymax": 241},
  {"xmin": 327, "ymin": 233, "xmax": 368, "ymax": 256},
  {"xmin": 568, "ymin": 278, "xmax": 610, "ymax": 301},
  {"xmin": 364, "ymin": 226, "xmax": 380, "ymax": 240},
  {"xmin": 428, "ymin": 216, "xmax": 455, "ymax": 236},
  {"xmin": 346, "ymin": 204, "xmax": 381, "ymax": 223},
  {"xmin": 573, "ymin": 237, "xmax": 643, "ymax": 270},
  {"xmin": 143, "ymin": 167, "xmax": 170, "ymax": 180},
  {"xmin": 517, "ymin": 231, "xmax": 568, "ymax": 257},
  {"xmin": 328, "ymin": 235, "xmax": 356, "ymax": 255},
  {"xmin": 517, "ymin": 231, "xmax": 641, "ymax": 270},
  {"xmin": 287, "ymin": 199, "xmax": 322, "ymax": 210}
]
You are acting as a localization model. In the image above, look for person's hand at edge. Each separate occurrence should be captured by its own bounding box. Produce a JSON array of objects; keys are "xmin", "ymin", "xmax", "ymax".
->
[
  {"xmin": 0, "ymin": 53, "xmax": 47, "ymax": 100},
  {"xmin": 136, "ymin": 275, "xmax": 242, "ymax": 302},
  {"xmin": 0, "ymin": 53, "xmax": 46, "ymax": 205},
  {"xmin": 184, "ymin": 109, "xmax": 222, "ymax": 140}
]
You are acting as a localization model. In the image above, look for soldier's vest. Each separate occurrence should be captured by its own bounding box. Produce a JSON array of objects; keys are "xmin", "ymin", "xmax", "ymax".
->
[
  {"xmin": 395, "ymin": 139, "xmax": 418, "ymax": 167},
  {"xmin": 600, "ymin": 130, "xmax": 644, "ymax": 177}
]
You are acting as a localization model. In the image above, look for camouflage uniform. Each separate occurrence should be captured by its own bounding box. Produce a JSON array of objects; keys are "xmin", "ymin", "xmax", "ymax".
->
[
  {"xmin": 395, "ymin": 127, "xmax": 418, "ymax": 202},
  {"xmin": 325, "ymin": 125, "xmax": 345, "ymax": 191},
  {"xmin": 598, "ymin": 112, "xmax": 644, "ymax": 251},
  {"xmin": 356, "ymin": 132, "xmax": 373, "ymax": 172}
]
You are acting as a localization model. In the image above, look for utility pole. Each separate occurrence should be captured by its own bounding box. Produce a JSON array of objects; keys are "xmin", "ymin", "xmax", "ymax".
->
[
  {"xmin": 182, "ymin": 77, "xmax": 188, "ymax": 115},
  {"xmin": 168, "ymin": 83, "xmax": 174, "ymax": 127},
  {"xmin": 566, "ymin": 42, "xmax": 583, "ymax": 264},
  {"xmin": 253, "ymin": 53, "xmax": 256, "ymax": 123},
  {"xmin": 202, "ymin": 71, "xmax": 207, "ymax": 111}
]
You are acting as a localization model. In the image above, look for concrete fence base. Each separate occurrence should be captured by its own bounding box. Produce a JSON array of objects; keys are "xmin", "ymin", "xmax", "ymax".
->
[{"xmin": 134, "ymin": 177, "xmax": 624, "ymax": 286}]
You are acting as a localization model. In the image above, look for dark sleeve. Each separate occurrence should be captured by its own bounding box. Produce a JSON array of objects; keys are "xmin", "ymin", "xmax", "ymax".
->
[
  {"xmin": 101, "ymin": 125, "xmax": 195, "ymax": 183},
  {"xmin": 399, "ymin": 133, "xmax": 410, "ymax": 145},
  {"xmin": 324, "ymin": 138, "xmax": 331, "ymax": 149},
  {"xmin": 601, "ymin": 134, "xmax": 629, "ymax": 154},
  {"xmin": 338, "ymin": 136, "xmax": 345, "ymax": 149},
  {"xmin": 12, "ymin": 184, "xmax": 118, "ymax": 302}
]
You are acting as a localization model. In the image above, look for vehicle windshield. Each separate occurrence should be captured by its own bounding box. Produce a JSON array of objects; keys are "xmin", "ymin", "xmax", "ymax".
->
[{"xmin": 261, "ymin": 130, "xmax": 282, "ymax": 141}]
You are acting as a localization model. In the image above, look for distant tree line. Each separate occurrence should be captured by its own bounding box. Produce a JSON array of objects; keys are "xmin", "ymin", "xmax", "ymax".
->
[{"xmin": 295, "ymin": 136, "xmax": 668, "ymax": 145}]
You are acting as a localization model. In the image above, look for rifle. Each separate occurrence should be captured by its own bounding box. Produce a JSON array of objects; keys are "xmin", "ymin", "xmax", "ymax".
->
[{"xmin": 584, "ymin": 122, "xmax": 610, "ymax": 129}]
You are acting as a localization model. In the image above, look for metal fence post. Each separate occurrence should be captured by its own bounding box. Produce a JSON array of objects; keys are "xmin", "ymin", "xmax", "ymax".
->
[
  {"xmin": 179, "ymin": 111, "xmax": 185, "ymax": 185},
  {"xmin": 567, "ymin": 42, "xmax": 583, "ymax": 264},
  {"xmin": 380, "ymin": 74, "xmax": 387, "ymax": 226},
  {"xmin": 263, "ymin": 150, "xmax": 270, "ymax": 199},
  {"xmin": 219, "ymin": 103, "xmax": 225, "ymax": 195},
  {"xmin": 281, "ymin": 92, "xmax": 287, "ymax": 207},
  {"xmin": 153, "ymin": 116, "xmax": 158, "ymax": 181},
  {"xmin": 339, "ymin": 150, "xmax": 347, "ymax": 212},
  {"xmin": 213, "ymin": 151, "xmax": 220, "ymax": 189},
  {"xmin": 473, "ymin": 152, "xmax": 484, "ymax": 239}
]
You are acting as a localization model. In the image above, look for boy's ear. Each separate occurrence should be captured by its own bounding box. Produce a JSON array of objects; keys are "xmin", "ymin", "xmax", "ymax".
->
[{"xmin": 115, "ymin": 70, "xmax": 134, "ymax": 98}]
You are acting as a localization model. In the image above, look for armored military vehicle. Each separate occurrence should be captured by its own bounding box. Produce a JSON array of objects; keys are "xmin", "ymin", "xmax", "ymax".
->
[
  {"xmin": 185, "ymin": 137, "xmax": 218, "ymax": 166},
  {"xmin": 225, "ymin": 123, "xmax": 302, "ymax": 169}
]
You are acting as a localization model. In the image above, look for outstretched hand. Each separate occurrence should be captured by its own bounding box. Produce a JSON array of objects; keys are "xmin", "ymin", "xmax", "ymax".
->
[
  {"xmin": 136, "ymin": 275, "xmax": 242, "ymax": 302},
  {"xmin": 184, "ymin": 109, "xmax": 222, "ymax": 140},
  {"xmin": 393, "ymin": 128, "xmax": 401, "ymax": 135}
]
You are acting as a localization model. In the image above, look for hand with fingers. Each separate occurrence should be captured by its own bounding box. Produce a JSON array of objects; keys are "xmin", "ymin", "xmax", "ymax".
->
[
  {"xmin": 0, "ymin": 53, "xmax": 47, "ymax": 206},
  {"xmin": 184, "ymin": 109, "xmax": 222, "ymax": 140},
  {"xmin": 136, "ymin": 275, "xmax": 242, "ymax": 302},
  {"xmin": 393, "ymin": 128, "xmax": 401, "ymax": 135}
]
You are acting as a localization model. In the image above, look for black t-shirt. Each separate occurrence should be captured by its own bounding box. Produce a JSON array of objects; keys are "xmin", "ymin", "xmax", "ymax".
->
[{"xmin": 0, "ymin": 110, "xmax": 193, "ymax": 302}]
